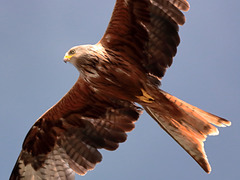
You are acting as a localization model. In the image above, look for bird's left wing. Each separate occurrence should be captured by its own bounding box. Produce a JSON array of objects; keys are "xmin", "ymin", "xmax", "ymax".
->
[
  {"xmin": 10, "ymin": 76, "xmax": 141, "ymax": 179},
  {"xmin": 99, "ymin": 0, "xmax": 190, "ymax": 79}
]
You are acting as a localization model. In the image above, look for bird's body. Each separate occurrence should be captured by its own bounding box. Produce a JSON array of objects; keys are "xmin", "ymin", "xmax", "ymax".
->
[{"xmin": 10, "ymin": 0, "xmax": 231, "ymax": 179}]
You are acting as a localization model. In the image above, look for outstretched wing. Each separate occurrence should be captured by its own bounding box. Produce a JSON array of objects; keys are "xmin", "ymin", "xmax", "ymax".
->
[
  {"xmin": 10, "ymin": 76, "xmax": 141, "ymax": 179},
  {"xmin": 100, "ymin": 0, "xmax": 190, "ymax": 79}
]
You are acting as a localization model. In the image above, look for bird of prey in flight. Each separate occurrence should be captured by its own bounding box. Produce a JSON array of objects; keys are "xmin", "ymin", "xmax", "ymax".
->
[{"xmin": 10, "ymin": 0, "xmax": 231, "ymax": 179}]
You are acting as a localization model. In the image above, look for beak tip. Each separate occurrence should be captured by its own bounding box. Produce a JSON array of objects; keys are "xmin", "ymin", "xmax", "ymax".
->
[{"xmin": 63, "ymin": 55, "xmax": 72, "ymax": 63}]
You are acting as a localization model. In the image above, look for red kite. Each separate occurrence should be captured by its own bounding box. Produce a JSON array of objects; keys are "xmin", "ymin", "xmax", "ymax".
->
[{"xmin": 10, "ymin": 0, "xmax": 231, "ymax": 179}]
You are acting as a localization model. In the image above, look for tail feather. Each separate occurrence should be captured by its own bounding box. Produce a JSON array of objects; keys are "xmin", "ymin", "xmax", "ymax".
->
[
  {"xmin": 161, "ymin": 90, "xmax": 231, "ymax": 127},
  {"xmin": 142, "ymin": 89, "xmax": 231, "ymax": 173}
]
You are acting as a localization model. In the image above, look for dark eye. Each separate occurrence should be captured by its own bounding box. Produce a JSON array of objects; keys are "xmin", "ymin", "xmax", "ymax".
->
[{"xmin": 69, "ymin": 49, "xmax": 76, "ymax": 55}]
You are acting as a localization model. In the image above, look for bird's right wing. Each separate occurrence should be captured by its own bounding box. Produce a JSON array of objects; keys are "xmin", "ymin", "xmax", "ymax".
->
[{"xmin": 10, "ymin": 76, "xmax": 141, "ymax": 179}]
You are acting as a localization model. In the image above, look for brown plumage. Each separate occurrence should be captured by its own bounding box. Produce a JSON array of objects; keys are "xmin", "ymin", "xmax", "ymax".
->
[{"xmin": 10, "ymin": 0, "xmax": 231, "ymax": 179}]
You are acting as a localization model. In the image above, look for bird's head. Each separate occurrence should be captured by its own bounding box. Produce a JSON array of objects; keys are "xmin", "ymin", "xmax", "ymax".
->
[{"xmin": 64, "ymin": 45, "xmax": 99, "ymax": 73}]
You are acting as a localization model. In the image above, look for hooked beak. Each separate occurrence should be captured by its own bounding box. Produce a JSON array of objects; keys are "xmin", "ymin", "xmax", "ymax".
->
[{"xmin": 63, "ymin": 55, "xmax": 73, "ymax": 63}]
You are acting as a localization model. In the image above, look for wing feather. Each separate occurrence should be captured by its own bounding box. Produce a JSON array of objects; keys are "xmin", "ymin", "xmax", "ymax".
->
[
  {"xmin": 10, "ymin": 76, "xmax": 141, "ymax": 179},
  {"xmin": 169, "ymin": 0, "xmax": 190, "ymax": 11},
  {"xmin": 100, "ymin": 0, "xmax": 190, "ymax": 79}
]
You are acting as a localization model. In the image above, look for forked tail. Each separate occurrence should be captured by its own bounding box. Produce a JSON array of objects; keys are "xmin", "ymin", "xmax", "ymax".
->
[{"xmin": 142, "ymin": 89, "xmax": 231, "ymax": 173}]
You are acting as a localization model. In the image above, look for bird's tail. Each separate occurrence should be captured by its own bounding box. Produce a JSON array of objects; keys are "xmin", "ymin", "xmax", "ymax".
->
[{"xmin": 140, "ymin": 89, "xmax": 231, "ymax": 173}]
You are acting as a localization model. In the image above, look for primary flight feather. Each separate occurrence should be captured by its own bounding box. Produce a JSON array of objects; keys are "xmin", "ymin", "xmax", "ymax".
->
[{"xmin": 10, "ymin": 0, "xmax": 231, "ymax": 179}]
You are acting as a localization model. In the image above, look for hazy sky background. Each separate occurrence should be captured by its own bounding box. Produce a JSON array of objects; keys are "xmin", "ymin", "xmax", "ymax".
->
[{"xmin": 0, "ymin": 0, "xmax": 239, "ymax": 179}]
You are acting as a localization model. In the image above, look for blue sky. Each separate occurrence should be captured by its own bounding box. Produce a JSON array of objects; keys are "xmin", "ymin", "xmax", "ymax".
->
[{"xmin": 0, "ymin": 0, "xmax": 239, "ymax": 179}]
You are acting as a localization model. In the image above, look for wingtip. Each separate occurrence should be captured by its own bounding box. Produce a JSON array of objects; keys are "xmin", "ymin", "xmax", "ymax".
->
[
  {"xmin": 9, "ymin": 154, "xmax": 22, "ymax": 180},
  {"xmin": 182, "ymin": 1, "xmax": 190, "ymax": 12}
]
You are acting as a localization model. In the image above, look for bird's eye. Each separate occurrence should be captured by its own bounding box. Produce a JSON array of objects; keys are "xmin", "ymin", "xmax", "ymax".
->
[{"xmin": 69, "ymin": 49, "xmax": 76, "ymax": 55}]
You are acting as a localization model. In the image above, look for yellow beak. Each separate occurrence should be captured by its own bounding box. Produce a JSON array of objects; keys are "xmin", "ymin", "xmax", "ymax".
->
[{"xmin": 63, "ymin": 55, "xmax": 73, "ymax": 63}]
